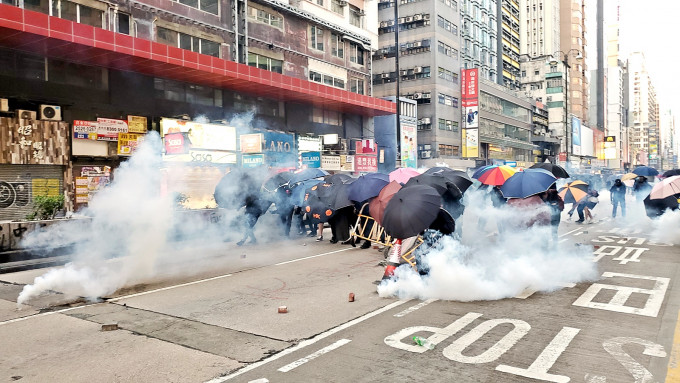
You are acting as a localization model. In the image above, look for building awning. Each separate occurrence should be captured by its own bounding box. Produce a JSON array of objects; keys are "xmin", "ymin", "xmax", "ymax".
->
[
  {"xmin": 480, "ymin": 134, "xmax": 539, "ymax": 150},
  {"xmin": 531, "ymin": 135, "xmax": 559, "ymax": 144},
  {"xmin": 0, "ymin": 4, "xmax": 395, "ymax": 117}
]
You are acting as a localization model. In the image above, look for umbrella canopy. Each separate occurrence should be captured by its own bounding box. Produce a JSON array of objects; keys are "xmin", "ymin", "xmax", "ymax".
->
[
  {"xmin": 471, "ymin": 165, "xmax": 494, "ymax": 179},
  {"xmin": 368, "ymin": 181, "xmax": 402, "ymax": 226},
  {"xmin": 289, "ymin": 168, "xmax": 329, "ymax": 185},
  {"xmin": 302, "ymin": 182, "xmax": 353, "ymax": 223},
  {"xmin": 475, "ymin": 165, "xmax": 517, "ymax": 186},
  {"xmin": 558, "ymin": 181, "xmax": 590, "ymax": 204},
  {"xmin": 633, "ymin": 166, "xmax": 659, "ymax": 177},
  {"xmin": 644, "ymin": 194, "xmax": 679, "ymax": 218},
  {"xmin": 662, "ymin": 169, "xmax": 680, "ymax": 178},
  {"xmin": 382, "ymin": 185, "xmax": 442, "ymax": 238},
  {"xmin": 530, "ymin": 163, "xmax": 570, "ymax": 178},
  {"xmin": 621, "ymin": 173, "xmax": 638, "ymax": 181},
  {"xmin": 404, "ymin": 173, "xmax": 463, "ymax": 200},
  {"xmin": 262, "ymin": 171, "xmax": 294, "ymax": 193},
  {"xmin": 650, "ymin": 176, "xmax": 680, "ymax": 200},
  {"xmin": 424, "ymin": 167, "xmax": 473, "ymax": 193},
  {"xmin": 290, "ymin": 179, "xmax": 323, "ymax": 206},
  {"xmin": 348, "ymin": 174, "xmax": 389, "ymax": 203},
  {"xmin": 325, "ymin": 173, "xmax": 354, "ymax": 184},
  {"xmin": 214, "ymin": 168, "xmax": 266, "ymax": 209},
  {"xmin": 389, "ymin": 168, "xmax": 420, "ymax": 184},
  {"xmin": 500, "ymin": 168, "xmax": 557, "ymax": 199}
]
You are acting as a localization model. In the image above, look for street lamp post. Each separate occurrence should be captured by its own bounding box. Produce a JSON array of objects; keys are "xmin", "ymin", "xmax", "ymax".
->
[{"xmin": 550, "ymin": 50, "xmax": 582, "ymax": 164}]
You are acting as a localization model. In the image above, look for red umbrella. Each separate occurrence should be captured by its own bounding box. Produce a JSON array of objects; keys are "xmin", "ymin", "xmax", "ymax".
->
[{"xmin": 369, "ymin": 181, "xmax": 402, "ymax": 226}]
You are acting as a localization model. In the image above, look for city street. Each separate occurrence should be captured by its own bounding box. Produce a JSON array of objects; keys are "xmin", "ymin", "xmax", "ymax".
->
[{"xmin": 0, "ymin": 214, "xmax": 679, "ymax": 383}]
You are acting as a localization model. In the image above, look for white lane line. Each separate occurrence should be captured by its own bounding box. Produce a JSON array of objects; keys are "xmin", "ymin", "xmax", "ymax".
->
[
  {"xmin": 0, "ymin": 303, "xmax": 99, "ymax": 326},
  {"xmin": 559, "ymin": 238, "xmax": 569, "ymax": 243},
  {"xmin": 109, "ymin": 273, "xmax": 233, "ymax": 302},
  {"xmin": 247, "ymin": 379, "xmax": 269, "ymax": 383},
  {"xmin": 559, "ymin": 228, "xmax": 581, "ymax": 237},
  {"xmin": 393, "ymin": 299, "xmax": 438, "ymax": 317},
  {"xmin": 514, "ymin": 283, "xmax": 577, "ymax": 300},
  {"xmin": 204, "ymin": 299, "xmax": 410, "ymax": 383},
  {"xmin": 277, "ymin": 339, "xmax": 352, "ymax": 372},
  {"xmin": 275, "ymin": 248, "xmax": 354, "ymax": 266}
]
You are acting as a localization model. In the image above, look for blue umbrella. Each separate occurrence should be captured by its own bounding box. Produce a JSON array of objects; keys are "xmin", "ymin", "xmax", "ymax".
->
[
  {"xmin": 364, "ymin": 172, "xmax": 390, "ymax": 182},
  {"xmin": 289, "ymin": 168, "xmax": 329, "ymax": 185},
  {"xmin": 348, "ymin": 174, "xmax": 389, "ymax": 202},
  {"xmin": 633, "ymin": 166, "xmax": 659, "ymax": 177},
  {"xmin": 500, "ymin": 169, "xmax": 557, "ymax": 199},
  {"xmin": 290, "ymin": 179, "xmax": 323, "ymax": 206}
]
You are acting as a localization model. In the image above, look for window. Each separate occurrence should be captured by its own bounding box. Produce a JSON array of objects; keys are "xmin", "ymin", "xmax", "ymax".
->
[
  {"xmin": 437, "ymin": 41, "xmax": 459, "ymax": 59},
  {"xmin": 48, "ymin": 0, "xmax": 103, "ymax": 28},
  {"xmin": 437, "ymin": 119, "xmax": 459, "ymax": 132},
  {"xmin": 316, "ymin": 0, "xmax": 324, "ymax": 5},
  {"xmin": 24, "ymin": 0, "xmax": 49, "ymax": 14},
  {"xmin": 437, "ymin": 67, "xmax": 458, "ymax": 83},
  {"xmin": 331, "ymin": 0, "xmax": 344, "ymax": 14},
  {"xmin": 438, "ymin": 93, "xmax": 458, "ymax": 107},
  {"xmin": 248, "ymin": 7, "xmax": 283, "ymax": 28},
  {"xmin": 174, "ymin": 0, "xmax": 218, "ymax": 14},
  {"xmin": 116, "ymin": 13, "xmax": 131, "ymax": 35},
  {"xmin": 349, "ymin": 5, "xmax": 362, "ymax": 28},
  {"xmin": 311, "ymin": 107, "xmax": 342, "ymax": 126},
  {"xmin": 310, "ymin": 26, "xmax": 324, "ymax": 51},
  {"xmin": 521, "ymin": 70, "xmax": 526, "ymax": 77},
  {"xmin": 350, "ymin": 78, "xmax": 364, "ymax": 95},
  {"xmin": 349, "ymin": 43, "xmax": 364, "ymax": 65},
  {"xmin": 154, "ymin": 78, "xmax": 223, "ymax": 106},
  {"xmin": 309, "ymin": 71, "xmax": 345, "ymax": 89},
  {"xmin": 437, "ymin": 16, "xmax": 458, "ymax": 35},
  {"xmin": 331, "ymin": 34, "xmax": 344, "ymax": 58},
  {"xmin": 248, "ymin": 52, "xmax": 283, "ymax": 73},
  {"xmin": 157, "ymin": 27, "xmax": 221, "ymax": 57},
  {"xmin": 48, "ymin": 59, "xmax": 108, "ymax": 89},
  {"xmin": 534, "ymin": 70, "xmax": 539, "ymax": 75},
  {"xmin": 438, "ymin": 144, "xmax": 456, "ymax": 156}
]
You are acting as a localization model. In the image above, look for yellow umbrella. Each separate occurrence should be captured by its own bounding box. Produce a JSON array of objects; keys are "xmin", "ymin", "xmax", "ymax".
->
[{"xmin": 621, "ymin": 173, "xmax": 638, "ymax": 181}]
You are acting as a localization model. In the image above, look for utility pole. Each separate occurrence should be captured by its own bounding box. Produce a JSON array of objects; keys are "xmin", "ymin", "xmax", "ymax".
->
[{"xmin": 393, "ymin": 0, "xmax": 401, "ymax": 165}]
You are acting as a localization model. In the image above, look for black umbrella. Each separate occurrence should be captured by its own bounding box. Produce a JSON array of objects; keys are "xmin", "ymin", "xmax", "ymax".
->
[
  {"xmin": 644, "ymin": 193, "xmax": 679, "ymax": 218},
  {"xmin": 530, "ymin": 163, "xmax": 570, "ymax": 179},
  {"xmin": 348, "ymin": 174, "xmax": 389, "ymax": 203},
  {"xmin": 262, "ymin": 171, "xmax": 294, "ymax": 193},
  {"xmin": 382, "ymin": 185, "xmax": 442, "ymax": 238},
  {"xmin": 662, "ymin": 169, "xmax": 680, "ymax": 178},
  {"xmin": 303, "ymin": 182, "xmax": 353, "ymax": 222},
  {"xmin": 325, "ymin": 173, "xmax": 354, "ymax": 185},
  {"xmin": 290, "ymin": 168, "xmax": 329, "ymax": 185},
  {"xmin": 424, "ymin": 167, "xmax": 473, "ymax": 193},
  {"xmin": 403, "ymin": 173, "xmax": 463, "ymax": 200},
  {"xmin": 214, "ymin": 169, "xmax": 264, "ymax": 209}
]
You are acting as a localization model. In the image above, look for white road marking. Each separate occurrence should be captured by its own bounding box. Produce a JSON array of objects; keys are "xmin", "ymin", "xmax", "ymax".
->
[
  {"xmin": 559, "ymin": 228, "xmax": 581, "ymax": 237},
  {"xmin": 496, "ymin": 327, "xmax": 580, "ymax": 383},
  {"xmin": 573, "ymin": 272, "xmax": 670, "ymax": 317},
  {"xmin": 559, "ymin": 238, "xmax": 569, "ymax": 243},
  {"xmin": 393, "ymin": 299, "xmax": 438, "ymax": 317},
  {"xmin": 109, "ymin": 274, "xmax": 233, "ymax": 302},
  {"xmin": 247, "ymin": 379, "xmax": 269, "ymax": 383},
  {"xmin": 514, "ymin": 283, "xmax": 576, "ymax": 299},
  {"xmin": 275, "ymin": 248, "xmax": 354, "ymax": 266},
  {"xmin": 385, "ymin": 312, "xmax": 482, "ymax": 353},
  {"xmin": 277, "ymin": 339, "xmax": 351, "ymax": 372},
  {"xmin": 584, "ymin": 374, "xmax": 607, "ymax": 382},
  {"xmin": 0, "ymin": 303, "xmax": 99, "ymax": 326},
  {"xmin": 603, "ymin": 337, "xmax": 666, "ymax": 383},
  {"xmin": 205, "ymin": 299, "xmax": 410, "ymax": 382},
  {"xmin": 443, "ymin": 318, "xmax": 531, "ymax": 364}
]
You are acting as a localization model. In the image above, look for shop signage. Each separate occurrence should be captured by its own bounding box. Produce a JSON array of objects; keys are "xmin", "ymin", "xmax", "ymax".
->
[
  {"xmin": 505, "ymin": 161, "xmax": 517, "ymax": 167},
  {"xmin": 73, "ymin": 120, "xmax": 98, "ymax": 140},
  {"xmin": 242, "ymin": 154, "xmax": 265, "ymax": 168},
  {"xmin": 190, "ymin": 150, "xmax": 237, "ymax": 164},
  {"xmin": 97, "ymin": 118, "xmax": 128, "ymax": 141},
  {"xmin": 301, "ymin": 151, "xmax": 321, "ymax": 168},
  {"xmin": 164, "ymin": 133, "xmax": 188, "ymax": 155},
  {"xmin": 117, "ymin": 133, "xmax": 145, "ymax": 155},
  {"xmin": 321, "ymin": 155, "xmax": 341, "ymax": 171},
  {"xmin": 461, "ymin": 68, "xmax": 479, "ymax": 130},
  {"xmin": 127, "ymin": 115, "xmax": 148, "ymax": 134},
  {"xmin": 160, "ymin": 118, "xmax": 236, "ymax": 151},
  {"xmin": 400, "ymin": 119, "xmax": 418, "ymax": 168},
  {"xmin": 263, "ymin": 131, "xmax": 296, "ymax": 167},
  {"xmin": 240, "ymin": 133, "xmax": 263, "ymax": 154},
  {"xmin": 462, "ymin": 128, "xmax": 479, "ymax": 158},
  {"xmin": 340, "ymin": 155, "xmax": 355, "ymax": 172},
  {"xmin": 298, "ymin": 136, "xmax": 322, "ymax": 152},
  {"xmin": 355, "ymin": 155, "xmax": 377, "ymax": 172}
]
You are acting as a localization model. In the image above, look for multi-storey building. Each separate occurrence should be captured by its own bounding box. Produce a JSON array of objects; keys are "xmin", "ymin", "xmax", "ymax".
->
[
  {"xmin": 627, "ymin": 52, "xmax": 658, "ymax": 167},
  {"xmin": 497, "ymin": 0, "xmax": 521, "ymax": 89},
  {"xmin": 0, "ymin": 0, "xmax": 394, "ymax": 216},
  {"xmin": 519, "ymin": 0, "xmax": 560, "ymax": 58},
  {"xmin": 373, "ymin": 0, "xmax": 468, "ymax": 166},
  {"xmin": 559, "ymin": 0, "xmax": 588, "ymax": 124},
  {"xmin": 460, "ymin": 0, "xmax": 498, "ymax": 83},
  {"xmin": 660, "ymin": 109, "xmax": 677, "ymax": 170}
]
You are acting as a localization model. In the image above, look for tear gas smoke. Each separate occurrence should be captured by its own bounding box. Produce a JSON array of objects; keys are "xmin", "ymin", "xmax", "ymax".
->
[
  {"xmin": 378, "ymin": 187, "xmax": 599, "ymax": 301},
  {"xmin": 17, "ymin": 130, "xmax": 285, "ymax": 305}
]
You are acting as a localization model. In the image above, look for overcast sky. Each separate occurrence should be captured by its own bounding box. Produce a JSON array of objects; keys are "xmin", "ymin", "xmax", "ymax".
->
[{"xmin": 618, "ymin": 0, "xmax": 680, "ymax": 115}]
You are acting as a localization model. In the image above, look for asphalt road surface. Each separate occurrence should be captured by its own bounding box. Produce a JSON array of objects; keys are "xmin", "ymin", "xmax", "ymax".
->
[{"xmin": 0, "ymin": 214, "xmax": 679, "ymax": 383}]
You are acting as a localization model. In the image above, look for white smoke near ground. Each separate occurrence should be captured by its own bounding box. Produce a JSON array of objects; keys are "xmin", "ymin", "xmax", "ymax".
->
[
  {"xmin": 378, "ymin": 187, "xmax": 599, "ymax": 301},
  {"xmin": 17, "ymin": 129, "xmax": 287, "ymax": 305}
]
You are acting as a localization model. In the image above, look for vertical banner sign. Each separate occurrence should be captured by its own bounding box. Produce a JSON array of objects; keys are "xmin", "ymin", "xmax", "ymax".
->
[
  {"xmin": 461, "ymin": 68, "xmax": 479, "ymax": 157},
  {"xmin": 571, "ymin": 117, "xmax": 582, "ymax": 155},
  {"xmin": 400, "ymin": 118, "xmax": 418, "ymax": 168}
]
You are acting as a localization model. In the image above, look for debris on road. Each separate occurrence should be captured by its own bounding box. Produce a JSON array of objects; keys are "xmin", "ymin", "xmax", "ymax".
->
[
  {"xmin": 101, "ymin": 323, "xmax": 118, "ymax": 331},
  {"xmin": 278, "ymin": 306, "xmax": 288, "ymax": 314},
  {"xmin": 348, "ymin": 293, "xmax": 355, "ymax": 302}
]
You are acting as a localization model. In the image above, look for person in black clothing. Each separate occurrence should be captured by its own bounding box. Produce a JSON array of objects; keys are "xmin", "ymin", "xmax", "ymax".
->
[
  {"xmin": 237, "ymin": 195, "xmax": 267, "ymax": 246},
  {"xmin": 541, "ymin": 189, "xmax": 564, "ymax": 243},
  {"xmin": 273, "ymin": 187, "xmax": 295, "ymax": 237},
  {"xmin": 633, "ymin": 176, "xmax": 652, "ymax": 201},
  {"xmin": 610, "ymin": 179, "xmax": 626, "ymax": 218},
  {"xmin": 329, "ymin": 206, "xmax": 355, "ymax": 244}
]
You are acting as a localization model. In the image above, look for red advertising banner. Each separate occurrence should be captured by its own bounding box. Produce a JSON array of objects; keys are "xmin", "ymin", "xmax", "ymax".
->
[
  {"xmin": 461, "ymin": 68, "xmax": 479, "ymax": 105},
  {"xmin": 355, "ymin": 155, "xmax": 378, "ymax": 172}
]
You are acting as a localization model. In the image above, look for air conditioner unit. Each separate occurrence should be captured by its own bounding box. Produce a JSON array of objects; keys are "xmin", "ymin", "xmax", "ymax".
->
[
  {"xmin": 387, "ymin": 20, "xmax": 394, "ymax": 26},
  {"xmin": 421, "ymin": 117, "xmax": 431, "ymax": 124},
  {"xmin": 380, "ymin": 21, "xmax": 388, "ymax": 27},
  {"xmin": 399, "ymin": 70, "xmax": 408, "ymax": 76},
  {"xmin": 422, "ymin": 14, "xmax": 430, "ymax": 20},
  {"xmin": 413, "ymin": 93, "xmax": 423, "ymax": 99},
  {"xmin": 422, "ymin": 39, "xmax": 430, "ymax": 47},
  {"xmin": 422, "ymin": 93, "xmax": 431, "ymax": 99},
  {"xmin": 414, "ymin": 41, "xmax": 422, "ymax": 47},
  {"xmin": 338, "ymin": 0, "xmax": 348, "ymax": 5},
  {"xmin": 405, "ymin": 16, "xmax": 413, "ymax": 22},
  {"xmin": 413, "ymin": 14, "xmax": 422, "ymax": 21},
  {"xmin": 17, "ymin": 109, "xmax": 37, "ymax": 120},
  {"xmin": 40, "ymin": 104, "xmax": 62, "ymax": 121},
  {"xmin": 381, "ymin": 73, "xmax": 390, "ymax": 78},
  {"xmin": 414, "ymin": 66, "xmax": 423, "ymax": 73},
  {"xmin": 398, "ymin": 17, "xmax": 405, "ymax": 23},
  {"xmin": 420, "ymin": 150, "xmax": 431, "ymax": 159}
]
